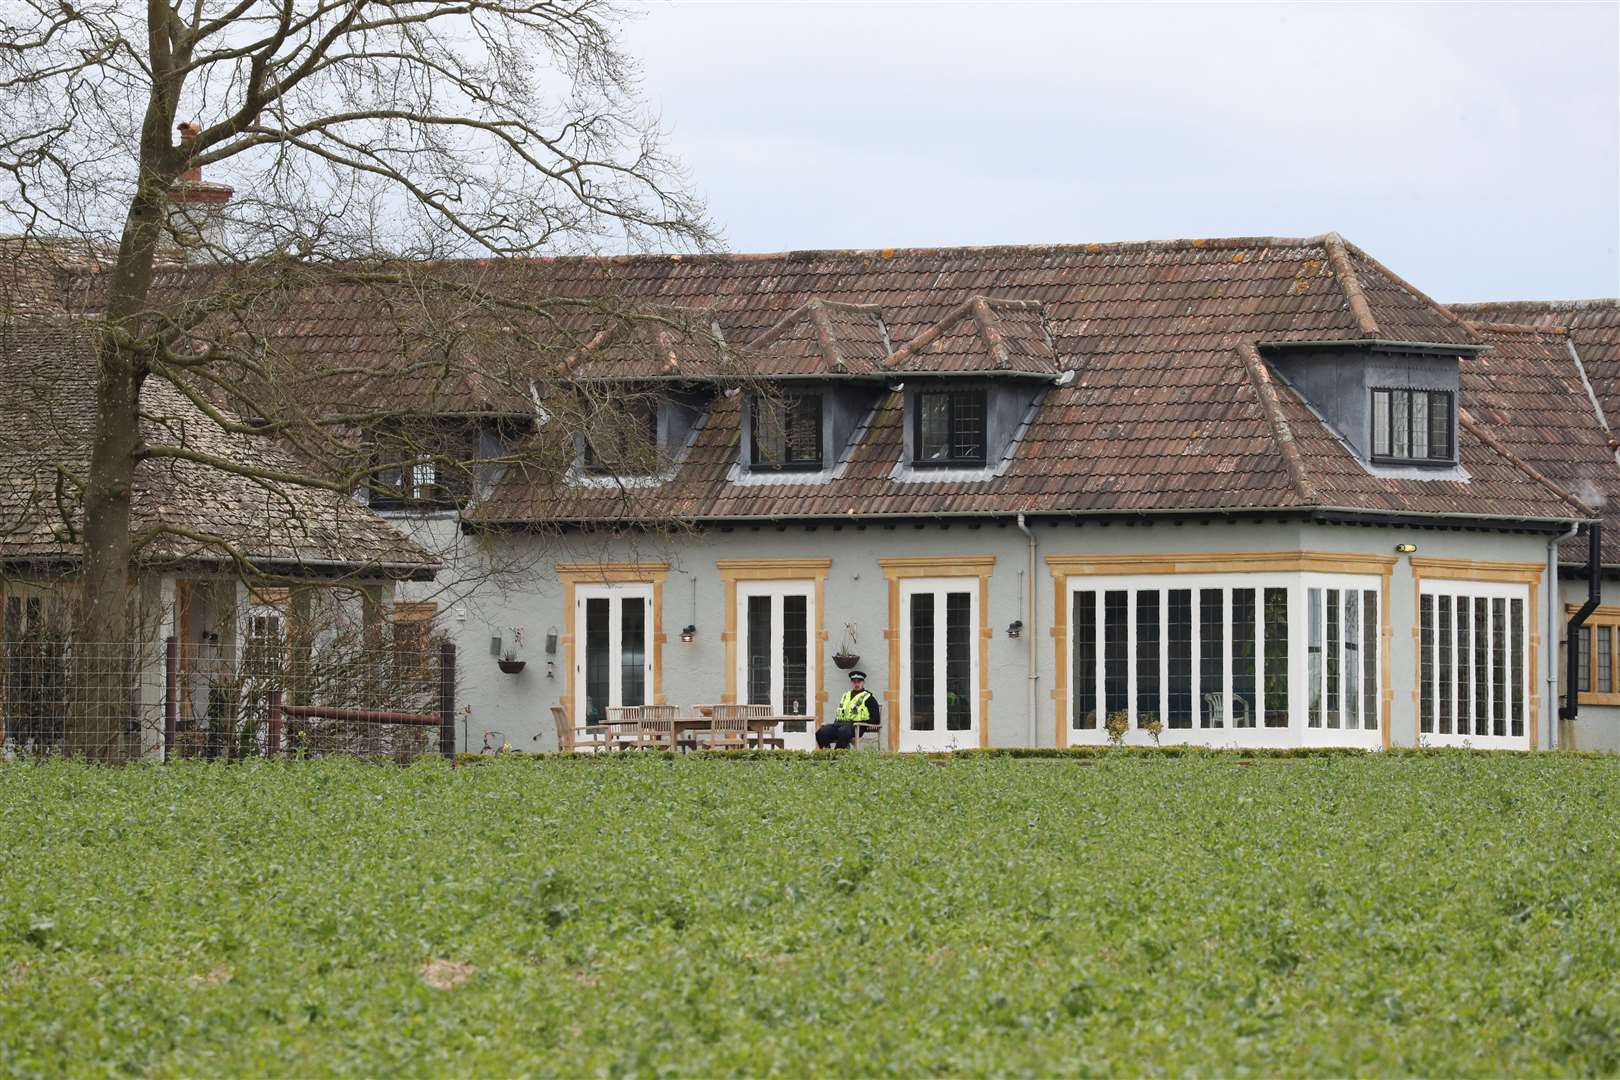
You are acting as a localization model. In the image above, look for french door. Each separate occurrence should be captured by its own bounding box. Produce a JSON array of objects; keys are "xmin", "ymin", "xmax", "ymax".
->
[
  {"xmin": 574, "ymin": 583, "xmax": 654, "ymax": 724},
  {"xmin": 736, "ymin": 581, "xmax": 816, "ymax": 750},
  {"xmin": 899, "ymin": 578, "xmax": 978, "ymax": 751}
]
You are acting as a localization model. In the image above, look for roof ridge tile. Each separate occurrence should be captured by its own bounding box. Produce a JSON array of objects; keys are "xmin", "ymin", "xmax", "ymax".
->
[
  {"xmin": 1235, "ymin": 341, "xmax": 1317, "ymax": 505},
  {"xmin": 1321, "ymin": 232, "xmax": 1380, "ymax": 338}
]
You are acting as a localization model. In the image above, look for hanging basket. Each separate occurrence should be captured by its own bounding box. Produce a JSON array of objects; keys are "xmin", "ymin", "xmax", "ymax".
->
[
  {"xmin": 832, "ymin": 652, "xmax": 860, "ymax": 670},
  {"xmin": 497, "ymin": 659, "xmax": 527, "ymax": 674}
]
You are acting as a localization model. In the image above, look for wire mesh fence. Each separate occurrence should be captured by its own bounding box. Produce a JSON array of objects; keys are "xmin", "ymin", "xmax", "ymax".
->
[{"xmin": 0, "ymin": 630, "xmax": 455, "ymax": 762}]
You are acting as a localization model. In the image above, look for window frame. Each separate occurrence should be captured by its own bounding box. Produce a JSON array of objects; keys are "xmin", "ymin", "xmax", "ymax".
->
[
  {"xmin": 1569, "ymin": 604, "xmax": 1620, "ymax": 707},
  {"xmin": 582, "ymin": 399, "xmax": 661, "ymax": 476},
  {"xmin": 1369, "ymin": 387, "xmax": 1456, "ymax": 466},
  {"xmin": 1061, "ymin": 570, "xmax": 1384, "ymax": 749},
  {"xmin": 392, "ymin": 600, "xmax": 437, "ymax": 683},
  {"xmin": 1417, "ymin": 579, "xmax": 1533, "ymax": 749},
  {"xmin": 749, "ymin": 391, "xmax": 824, "ymax": 472},
  {"xmin": 734, "ymin": 578, "xmax": 818, "ymax": 749},
  {"xmin": 912, "ymin": 387, "xmax": 989, "ymax": 468},
  {"xmin": 367, "ymin": 421, "xmax": 478, "ymax": 512}
]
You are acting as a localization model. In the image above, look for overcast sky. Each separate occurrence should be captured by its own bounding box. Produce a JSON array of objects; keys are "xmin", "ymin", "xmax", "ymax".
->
[{"xmin": 622, "ymin": 2, "xmax": 1618, "ymax": 303}]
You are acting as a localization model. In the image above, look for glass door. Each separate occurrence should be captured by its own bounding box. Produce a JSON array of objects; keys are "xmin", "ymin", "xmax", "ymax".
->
[
  {"xmin": 574, "ymin": 583, "xmax": 654, "ymax": 724},
  {"xmin": 899, "ymin": 578, "xmax": 977, "ymax": 751},
  {"xmin": 737, "ymin": 581, "xmax": 816, "ymax": 750}
]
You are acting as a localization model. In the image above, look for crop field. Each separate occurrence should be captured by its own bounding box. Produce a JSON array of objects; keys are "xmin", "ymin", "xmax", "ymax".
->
[{"xmin": 2, "ymin": 753, "xmax": 1619, "ymax": 1077}]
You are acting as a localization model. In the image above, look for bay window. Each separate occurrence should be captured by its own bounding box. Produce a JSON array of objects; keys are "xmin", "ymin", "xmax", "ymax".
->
[{"xmin": 1067, "ymin": 572, "xmax": 1381, "ymax": 746}]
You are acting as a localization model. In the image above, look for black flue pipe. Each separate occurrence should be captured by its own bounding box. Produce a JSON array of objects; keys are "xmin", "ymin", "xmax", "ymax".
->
[{"xmin": 1561, "ymin": 522, "xmax": 1603, "ymax": 731}]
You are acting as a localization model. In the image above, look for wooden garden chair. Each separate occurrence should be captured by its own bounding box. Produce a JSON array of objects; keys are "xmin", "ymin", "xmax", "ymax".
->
[
  {"xmin": 703, "ymin": 703, "xmax": 752, "ymax": 750},
  {"xmin": 550, "ymin": 706, "xmax": 615, "ymax": 753},
  {"xmin": 616, "ymin": 703, "xmax": 686, "ymax": 750},
  {"xmin": 738, "ymin": 704, "xmax": 784, "ymax": 749}
]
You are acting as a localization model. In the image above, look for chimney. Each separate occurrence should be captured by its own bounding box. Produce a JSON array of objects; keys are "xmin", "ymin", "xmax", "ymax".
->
[
  {"xmin": 170, "ymin": 122, "xmax": 232, "ymax": 206},
  {"xmin": 168, "ymin": 121, "xmax": 234, "ymax": 262}
]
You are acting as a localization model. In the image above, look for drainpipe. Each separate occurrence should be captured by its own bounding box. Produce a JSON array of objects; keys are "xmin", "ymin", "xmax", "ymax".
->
[
  {"xmin": 1547, "ymin": 523, "xmax": 1579, "ymax": 750},
  {"xmin": 1559, "ymin": 523, "xmax": 1602, "ymax": 746},
  {"xmin": 1016, "ymin": 513, "xmax": 1039, "ymax": 747}
]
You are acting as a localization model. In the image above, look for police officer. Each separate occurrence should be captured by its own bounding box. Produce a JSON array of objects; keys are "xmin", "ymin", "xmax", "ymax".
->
[{"xmin": 817, "ymin": 670, "xmax": 880, "ymax": 749}]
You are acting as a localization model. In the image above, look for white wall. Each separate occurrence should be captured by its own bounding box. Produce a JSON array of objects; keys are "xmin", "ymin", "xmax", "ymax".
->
[{"xmin": 401, "ymin": 516, "xmax": 1559, "ymax": 753}]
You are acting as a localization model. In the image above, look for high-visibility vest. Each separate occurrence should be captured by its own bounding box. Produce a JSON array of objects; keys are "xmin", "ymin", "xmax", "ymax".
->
[{"xmin": 836, "ymin": 689, "xmax": 873, "ymax": 723}]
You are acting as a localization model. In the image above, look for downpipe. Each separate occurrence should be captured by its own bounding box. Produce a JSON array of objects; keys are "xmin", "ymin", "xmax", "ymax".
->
[
  {"xmin": 1547, "ymin": 524, "xmax": 1578, "ymax": 749},
  {"xmin": 1559, "ymin": 522, "xmax": 1603, "ymax": 745},
  {"xmin": 1016, "ymin": 513, "xmax": 1039, "ymax": 747}
]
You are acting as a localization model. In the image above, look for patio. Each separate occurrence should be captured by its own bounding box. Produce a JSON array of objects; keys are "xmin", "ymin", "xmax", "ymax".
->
[{"xmin": 550, "ymin": 704, "xmax": 877, "ymax": 752}]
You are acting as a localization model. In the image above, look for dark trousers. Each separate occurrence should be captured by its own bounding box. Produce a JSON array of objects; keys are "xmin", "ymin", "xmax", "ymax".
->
[{"xmin": 816, "ymin": 721, "xmax": 856, "ymax": 749}]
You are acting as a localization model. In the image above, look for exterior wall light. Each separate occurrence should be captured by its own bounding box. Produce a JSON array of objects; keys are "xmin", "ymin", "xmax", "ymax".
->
[
  {"xmin": 1394, "ymin": 543, "xmax": 1417, "ymax": 554},
  {"xmin": 681, "ymin": 624, "xmax": 697, "ymax": 643},
  {"xmin": 1007, "ymin": 620, "xmax": 1023, "ymax": 638}
]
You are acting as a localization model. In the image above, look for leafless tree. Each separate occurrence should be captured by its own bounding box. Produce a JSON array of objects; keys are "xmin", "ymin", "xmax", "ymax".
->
[{"xmin": 0, "ymin": 0, "xmax": 729, "ymax": 758}]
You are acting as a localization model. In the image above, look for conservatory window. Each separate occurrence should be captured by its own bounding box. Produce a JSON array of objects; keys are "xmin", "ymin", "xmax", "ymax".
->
[
  {"xmin": 1303, "ymin": 586, "xmax": 1380, "ymax": 732},
  {"xmin": 1418, "ymin": 581, "xmax": 1529, "ymax": 747},
  {"xmin": 1067, "ymin": 573, "xmax": 1380, "ymax": 744}
]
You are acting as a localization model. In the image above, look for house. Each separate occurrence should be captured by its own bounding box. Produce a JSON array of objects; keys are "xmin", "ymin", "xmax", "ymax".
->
[
  {"xmin": 0, "ymin": 257, "xmax": 439, "ymax": 755},
  {"xmin": 353, "ymin": 233, "xmax": 1612, "ymax": 754},
  {"xmin": 16, "ymin": 232, "xmax": 1619, "ymax": 755}
]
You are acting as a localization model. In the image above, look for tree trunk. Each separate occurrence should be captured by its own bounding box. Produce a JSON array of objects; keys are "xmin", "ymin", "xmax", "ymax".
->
[{"xmin": 66, "ymin": 171, "xmax": 168, "ymax": 760}]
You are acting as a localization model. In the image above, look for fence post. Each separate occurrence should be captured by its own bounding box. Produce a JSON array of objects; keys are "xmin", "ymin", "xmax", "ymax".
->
[
  {"xmin": 267, "ymin": 689, "xmax": 282, "ymax": 759},
  {"xmin": 164, "ymin": 636, "xmax": 178, "ymax": 762},
  {"xmin": 438, "ymin": 641, "xmax": 456, "ymax": 758}
]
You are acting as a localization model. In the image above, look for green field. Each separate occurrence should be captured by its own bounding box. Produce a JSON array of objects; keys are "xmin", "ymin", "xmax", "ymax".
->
[{"xmin": 2, "ymin": 753, "xmax": 1618, "ymax": 1077}]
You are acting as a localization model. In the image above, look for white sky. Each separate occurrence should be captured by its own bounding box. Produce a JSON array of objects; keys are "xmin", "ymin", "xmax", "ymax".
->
[{"xmin": 623, "ymin": 1, "xmax": 1619, "ymax": 303}]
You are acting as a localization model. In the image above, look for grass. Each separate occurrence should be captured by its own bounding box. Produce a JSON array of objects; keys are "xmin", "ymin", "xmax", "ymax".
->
[{"xmin": 1, "ymin": 752, "xmax": 1618, "ymax": 1077}]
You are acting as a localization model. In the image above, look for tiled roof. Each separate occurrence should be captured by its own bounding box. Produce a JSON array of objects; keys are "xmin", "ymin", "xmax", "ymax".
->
[
  {"xmin": 0, "ymin": 317, "xmax": 436, "ymax": 574},
  {"xmin": 564, "ymin": 306, "xmax": 732, "ymax": 381},
  {"xmin": 748, "ymin": 299, "xmax": 891, "ymax": 376},
  {"xmin": 1451, "ymin": 300, "xmax": 1620, "ymax": 430},
  {"xmin": 0, "ymin": 237, "xmax": 111, "ymax": 317},
  {"xmin": 447, "ymin": 235, "xmax": 1579, "ymax": 526},
  {"xmin": 1457, "ymin": 318, "xmax": 1620, "ymax": 564},
  {"xmin": 885, "ymin": 296, "xmax": 1058, "ymax": 377},
  {"xmin": 38, "ymin": 232, "xmax": 1589, "ymax": 530}
]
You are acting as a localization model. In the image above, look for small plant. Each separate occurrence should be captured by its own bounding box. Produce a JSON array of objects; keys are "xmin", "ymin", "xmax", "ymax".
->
[
  {"xmin": 1139, "ymin": 711, "xmax": 1163, "ymax": 747},
  {"xmin": 833, "ymin": 622, "xmax": 860, "ymax": 669},
  {"xmin": 1104, "ymin": 709, "xmax": 1130, "ymax": 746},
  {"xmin": 497, "ymin": 628, "xmax": 527, "ymax": 673},
  {"xmin": 501, "ymin": 627, "xmax": 525, "ymax": 663}
]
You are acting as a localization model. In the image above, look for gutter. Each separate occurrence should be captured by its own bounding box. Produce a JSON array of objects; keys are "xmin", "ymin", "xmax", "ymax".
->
[
  {"xmin": 1259, "ymin": 338, "xmax": 1489, "ymax": 355},
  {"xmin": 1547, "ymin": 523, "xmax": 1580, "ymax": 750},
  {"xmin": 1016, "ymin": 513, "xmax": 1039, "ymax": 747},
  {"xmin": 1559, "ymin": 523, "xmax": 1603, "ymax": 739},
  {"xmin": 470, "ymin": 504, "xmax": 1589, "ymax": 533}
]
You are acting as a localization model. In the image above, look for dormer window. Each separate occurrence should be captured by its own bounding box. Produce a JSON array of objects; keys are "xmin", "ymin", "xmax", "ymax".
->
[
  {"xmin": 915, "ymin": 388, "xmax": 987, "ymax": 466},
  {"xmin": 583, "ymin": 400, "xmax": 660, "ymax": 475},
  {"xmin": 1371, "ymin": 388, "xmax": 1454, "ymax": 464},
  {"xmin": 369, "ymin": 421, "xmax": 476, "ymax": 511},
  {"xmin": 751, "ymin": 391, "xmax": 823, "ymax": 471}
]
